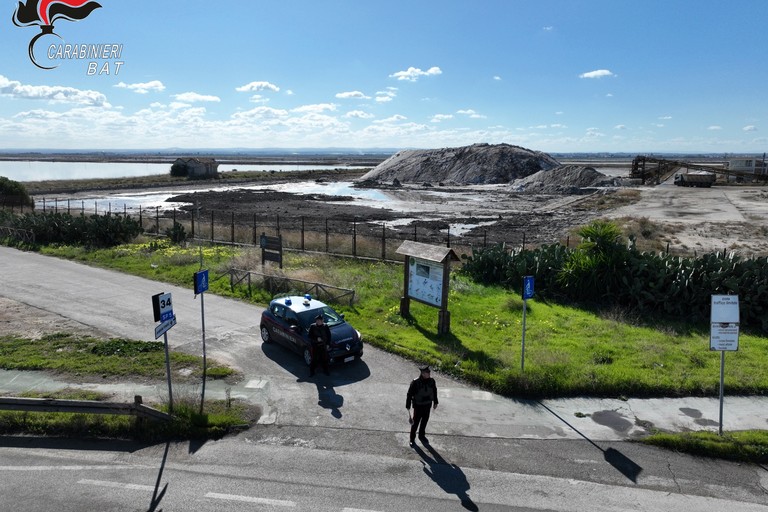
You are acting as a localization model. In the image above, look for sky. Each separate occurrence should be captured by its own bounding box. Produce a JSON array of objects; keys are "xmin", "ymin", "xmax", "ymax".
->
[{"xmin": 0, "ymin": 0, "xmax": 767, "ymax": 154}]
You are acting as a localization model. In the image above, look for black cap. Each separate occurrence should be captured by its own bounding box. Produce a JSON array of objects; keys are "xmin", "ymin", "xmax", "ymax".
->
[
  {"xmin": 419, "ymin": 365, "xmax": 430, "ymax": 372},
  {"xmin": 315, "ymin": 314, "xmax": 323, "ymax": 320}
]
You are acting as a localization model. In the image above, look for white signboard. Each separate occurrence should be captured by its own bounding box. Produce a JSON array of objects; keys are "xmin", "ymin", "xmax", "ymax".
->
[
  {"xmin": 408, "ymin": 257, "xmax": 444, "ymax": 307},
  {"xmin": 711, "ymin": 295, "xmax": 739, "ymax": 323},
  {"xmin": 710, "ymin": 322, "xmax": 739, "ymax": 351},
  {"xmin": 155, "ymin": 315, "xmax": 177, "ymax": 339}
]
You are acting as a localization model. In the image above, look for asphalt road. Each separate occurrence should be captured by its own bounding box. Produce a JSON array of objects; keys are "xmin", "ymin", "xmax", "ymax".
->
[{"xmin": 2, "ymin": 246, "xmax": 768, "ymax": 510}]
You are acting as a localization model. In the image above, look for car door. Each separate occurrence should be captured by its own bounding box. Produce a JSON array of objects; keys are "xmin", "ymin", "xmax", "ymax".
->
[
  {"xmin": 267, "ymin": 304, "xmax": 292, "ymax": 349},
  {"xmin": 283, "ymin": 309, "xmax": 305, "ymax": 353}
]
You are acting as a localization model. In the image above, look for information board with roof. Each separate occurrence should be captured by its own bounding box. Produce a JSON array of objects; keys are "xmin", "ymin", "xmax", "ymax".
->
[{"xmin": 396, "ymin": 240, "xmax": 459, "ymax": 334}]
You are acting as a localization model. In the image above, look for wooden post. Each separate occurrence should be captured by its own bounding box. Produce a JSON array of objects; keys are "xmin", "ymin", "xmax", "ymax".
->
[{"xmin": 231, "ymin": 212, "xmax": 235, "ymax": 244}]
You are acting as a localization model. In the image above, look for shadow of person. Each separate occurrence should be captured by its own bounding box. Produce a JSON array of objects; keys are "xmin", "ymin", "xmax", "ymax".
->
[
  {"xmin": 316, "ymin": 380, "xmax": 344, "ymax": 419},
  {"xmin": 413, "ymin": 443, "xmax": 478, "ymax": 511}
]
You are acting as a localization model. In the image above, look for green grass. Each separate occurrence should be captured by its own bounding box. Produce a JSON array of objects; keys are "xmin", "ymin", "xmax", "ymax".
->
[
  {"xmin": 0, "ymin": 332, "xmax": 235, "ymax": 382},
  {"xmin": 0, "ymin": 388, "xmax": 255, "ymax": 440},
  {"xmin": 642, "ymin": 430, "xmax": 768, "ymax": 464}
]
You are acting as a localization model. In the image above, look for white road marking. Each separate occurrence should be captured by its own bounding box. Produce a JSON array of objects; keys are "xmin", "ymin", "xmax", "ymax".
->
[
  {"xmin": 472, "ymin": 390, "xmax": 493, "ymax": 400},
  {"xmin": 342, "ymin": 508, "xmax": 383, "ymax": 512},
  {"xmin": 205, "ymin": 492, "xmax": 296, "ymax": 507},
  {"xmin": 78, "ymin": 479, "xmax": 155, "ymax": 491},
  {"xmin": 245, "ymin": 379, "xmax": 268, "ymax": 389}
]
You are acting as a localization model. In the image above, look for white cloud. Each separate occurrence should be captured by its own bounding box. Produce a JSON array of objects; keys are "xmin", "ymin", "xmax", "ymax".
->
[
  {"xmin": 173, "ymin": 92, "xmax": 220, "ymax": 103},
  {"xmin": 231, "ymin": 106, "xmax": 289, "ymax": 120},
  {"xmin": 235, "ymin": 81, "xmax": 280, "ymax": 93},
  {"xmin": 335, "ymin": 91, "xmax": 371, "ymax": 100},
  {"xmin": 614, "ymin": 124, "xmax": 627, "ymax": 130},
  {"xmin": 431, "ymin": 114, "xmax": 453, "ymax": 123},
  {"xmin": 605, "ymin": 93, "xmax": 614, "ymax": 97},
  {"xmin": 291, "ymin": 103, "xmax": 337, "ymax": 114},
  {"xmin": 659, "ymin": 115, "xmax": 672, "ymax": 120},
  {"xmin": 0, "ymin": 75, "xmax": 108, "ymax": 106},
  {"xmin": 550, "ymin": 124, "xmax": 567, "ymax": 129},
  {"xmin": 579, "ymin": 69, "xmax": 615, "ymax": 79},
  {"xmin": 248, "ymin": 94, "xmax": 269, "ymax": 104},
  {"xmin": 543, "ymin": 26, "xmax": 554, "ymax": 31},
  {"xmin": 555, "ymin": 111, "xmax": 564, "ymax": 115},
  {"xmin": 743, "ymin": 125, "xmax": 757, "ymax": 131},
  {"xmin": 389, "ymin": 66, "xmax": 442, "ymax": 82},
  {"xmin": 345, "ymin": 110, "xmax": 375, "ymax": 119},
  {"xmin": 457, "ymin": 109, "xmax": 486, "ymax": 119},
  {"xmin": 375, "ymin": 87, "xmax": 397, "ymax": 103},
  {"xmin": 493, "ymin": 76, "xmax": 502, "ymax": 81},
  {"xmin": 707, "ymin": 125, "xmax": 722, "ymax": 130},
  {"xmin": 114, "ymin": 80, "xmax": 165, "ymax": 94},
  {"xmin": 374, "ymin": 114, "xmax": 407, "ymax": 123}
]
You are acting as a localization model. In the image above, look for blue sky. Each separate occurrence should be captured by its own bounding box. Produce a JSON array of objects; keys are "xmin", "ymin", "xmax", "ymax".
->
[{"xmin": 1, "ymin": 0, "xmax": 766, "ymax": 153}]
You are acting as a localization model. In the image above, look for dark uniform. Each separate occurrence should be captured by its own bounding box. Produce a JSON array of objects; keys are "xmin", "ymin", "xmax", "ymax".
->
[
  {"xmin": 406, "ymin": 366, "xmax": 438, "ymax": 444},
  {"xmin": 308, "ymin": 315, "xmax": 331, "ymax": 376}
]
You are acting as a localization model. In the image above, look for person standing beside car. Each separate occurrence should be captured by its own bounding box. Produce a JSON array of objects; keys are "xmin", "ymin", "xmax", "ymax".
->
[
  {"xmin": 308, "ymin": 314, "xmax": 331, "ymax": 376},
  {"xmin": 406, "ymin": 365, "xmax": 438, "ymax": 445}
]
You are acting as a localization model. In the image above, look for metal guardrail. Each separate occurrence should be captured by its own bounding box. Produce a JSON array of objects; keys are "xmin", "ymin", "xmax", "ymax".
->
[{"xmin": 0, "ymin": 395, "xmax": 171, "ymax": 422}]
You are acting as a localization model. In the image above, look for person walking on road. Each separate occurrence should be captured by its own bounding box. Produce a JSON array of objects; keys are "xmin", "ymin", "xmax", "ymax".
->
[
  {"xmin": 308, "ymin": 314, "xmax": 331, "ymax": 376},
  {"xmin": 406, "ymin": 365, "xmax": 438, "ymax": 445}
]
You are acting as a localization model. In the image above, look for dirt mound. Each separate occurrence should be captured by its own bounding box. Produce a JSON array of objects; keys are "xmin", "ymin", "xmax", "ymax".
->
[
  {"xmin": 358, "ymin": 143, "xmax": 560, "ymax": 185},
  {"xmin": 511, "ymin": 165, "xmax": 622, "ymax": 194}
]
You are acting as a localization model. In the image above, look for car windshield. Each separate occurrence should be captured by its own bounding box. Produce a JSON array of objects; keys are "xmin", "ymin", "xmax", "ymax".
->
[{"xmin": 297, "ymin": 306, "xmax": 344, "ymax": 329}]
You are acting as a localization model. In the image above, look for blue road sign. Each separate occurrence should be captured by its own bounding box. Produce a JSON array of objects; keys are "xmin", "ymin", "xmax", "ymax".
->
[
  {"xmin": 523, "ymin": 276, "xmax": 534, "ymax": 299},
  {"xmin": 194, "ymin": 269, "xmax": 209, "ymax": 294}
]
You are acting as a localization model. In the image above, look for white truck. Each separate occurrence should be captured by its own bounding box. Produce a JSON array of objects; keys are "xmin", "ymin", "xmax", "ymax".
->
[{"xmin": 673, "ymin": 171, "xmax": 716, "ymax": 188}]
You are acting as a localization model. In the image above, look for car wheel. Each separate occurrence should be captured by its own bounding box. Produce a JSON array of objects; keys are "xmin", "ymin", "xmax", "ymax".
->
[
  {"xmin": 303, "ymin": 347, "xmax": 312, "ymax": 366},
  {"xmin": 260, "ymin": 326, "xmax": 271, "ymax": 343}
]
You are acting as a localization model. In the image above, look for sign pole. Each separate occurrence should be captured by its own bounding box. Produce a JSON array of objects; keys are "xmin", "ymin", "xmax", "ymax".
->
[
  {"xmin": 718, "ymin": 350, "xmax": 725, "ymax": 436},
  {"xmin": 163, "ymin": 331, "xmax": 173, "ymax": 414},
  {"xmin": 200, "ymin": 289, "xmax": 207, "ymax": 415},
  {"xmin": 521, "ymin": 276, "xmax": 534, "ymax": 372},
  {"xmin": 194, "ymin": 269, "xmax": 210, "ymax": 415},
  {"xmin": 521, "ymin": 298, "xmax": 527, "ymax": 372}
]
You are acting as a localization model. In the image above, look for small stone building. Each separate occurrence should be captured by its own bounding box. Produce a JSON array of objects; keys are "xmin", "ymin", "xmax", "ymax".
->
[{"xmin": 172, "ymin": 157, "xmax": 220, "ymax": 179}]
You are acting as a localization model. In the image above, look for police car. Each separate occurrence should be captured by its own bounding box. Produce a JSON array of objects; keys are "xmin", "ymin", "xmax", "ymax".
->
[{"xmin": 260, "ymin": 295, "xmax": 363, "ymax": 366}]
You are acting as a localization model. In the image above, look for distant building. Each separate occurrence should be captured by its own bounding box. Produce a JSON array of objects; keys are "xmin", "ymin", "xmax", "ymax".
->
[
  {"xmin": 728, "ymin": 156, "xmax": 767, "ymax": 177},
  {"xmin": 172, "ymin": 157, "xmax": 220, "ymax": 179}
]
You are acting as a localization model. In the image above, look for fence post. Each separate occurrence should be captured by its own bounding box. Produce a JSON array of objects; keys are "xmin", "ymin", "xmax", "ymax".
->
[
  {"xmin": 353, "ymin": 217, "xmax": 357, "ymax": 258},
  {"xmin": 381, "ymin": 223, "xmax": 386, "ymax": 260},
  {"xmin": 325, "ymin": 218, "xmax": 329, "ymax": 253},
  {"xmin": 211, "ymin": 211, "xmax": 214, "ymax": 242},
  {"xmin": 252, "ymin": 214, "xmax": 257, "ymax": 245},
  {"xmin": 172, "ymin": 208, "xmax": 176, "ymax": 227},
  {"xmin": 301, "ymin": 216, "xmax": 305, "ymax": 251},
  {"xmin": 67, "ymin": 199, "xmax": 71, "ymax": 215},
  {"xmin": 155, "ymin": 206, "xmax": 159, "ymax": 233},
  {"xmin": 95, "ymin": 201, "xmax": 98, "ymax": 215},
  {"xmin": 276, "ymin": 214, "xmax": 280, "ymax": 236},
  {"xmin": 55, "ymin": 198, "xmax": 58, "ymax": 214},
  {"xmin": 413, "ymin": 224, "xmax": 417, "ymax": 242},
  {"xmin": 42, "ymin": 198, "xmax": 46, "ymax": 212},
  {"xmin": 191, "ymin": 209, "xmax": 195, "ymax": 238},
  {"xmin": 231, "ymin": 212, "xmax": 235, "ymax": 244},
  {"xmin": 522, "ymin": 232, "xmax": 526, "ymax": 251},
  {"xmin": 81, "ymin": 200, "xmax": 84, "ymax": 215},
  {"xmin": 139, "ymin": 206, "xmax": 143, "ymax": 228},
  {"xmin": 447, "ymin": 225, "xmax": 451, "ymax": 247}
]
